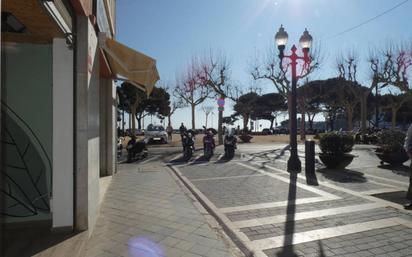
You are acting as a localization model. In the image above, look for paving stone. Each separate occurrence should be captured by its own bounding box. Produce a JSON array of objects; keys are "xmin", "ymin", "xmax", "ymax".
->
[{"xmin": 84, "ymin": 163, "xmax": 235, "ymax": 257}]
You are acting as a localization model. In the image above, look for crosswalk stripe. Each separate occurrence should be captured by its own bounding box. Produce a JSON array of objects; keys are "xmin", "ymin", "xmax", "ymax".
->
[
  {"xmin": 232, "ymin": 203, "xmax": 383, "ymax": 228},
  {"xmin": 250, "ymin": 217, "xmax": 410, "ymax": 251}
]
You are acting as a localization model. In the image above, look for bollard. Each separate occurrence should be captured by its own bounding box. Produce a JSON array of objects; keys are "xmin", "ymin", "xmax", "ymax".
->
[{"xmin": 305, "ymin": 140, "xmax": 315, "ymax": 176}]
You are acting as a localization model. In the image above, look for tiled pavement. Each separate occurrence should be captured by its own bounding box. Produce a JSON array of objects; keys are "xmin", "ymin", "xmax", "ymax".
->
[
  {"xmin": 83, "ymin": 159, "xmax": 240, "ymax": 257},
  {"xmin": 171, "ymin": 144, "xmax": 412, "ymax": 257}
]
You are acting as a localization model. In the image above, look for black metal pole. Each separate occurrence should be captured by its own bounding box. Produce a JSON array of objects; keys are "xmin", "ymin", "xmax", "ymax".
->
[{"xmin": 287, "ymin": 46, "xmax": 302, "ymax": 173}]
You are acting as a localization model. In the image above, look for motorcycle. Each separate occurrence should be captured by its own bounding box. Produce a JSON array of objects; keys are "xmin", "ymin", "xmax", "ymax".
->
[
  {"xmin": 117, "ymin": 137, "xmax": 124, "ymax": 157},
  {"xmin": 126, "ymin": 137, "xmax": 148, "ymax": 163},
  {"xmin": 182, "ymin": 131, "xmax": 195, "ymax": 161},
  {"xmin": 224, "ymin": 134, "xmax": 237, "ymax": 159},
  {"xmin": 203, "ymin": 131, "xmax": 215, "ymax": 160}
]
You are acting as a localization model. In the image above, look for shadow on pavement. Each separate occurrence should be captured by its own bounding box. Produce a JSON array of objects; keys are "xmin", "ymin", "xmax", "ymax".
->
[
  {"xmin": 318, "ymin": 240, "xmax": 327, "ymax": 257},
  {"xmin": 317, "ymin": 168, "xmax": 367, "ymax": 183},
  {"xmin": 305, "ymin": 172, "xmax": 319, "ymax": 186},
  {"xmin": 276, "ymin": 172, "xmax": 298, "ymax": 257},
  {"xmin": 246, "ymin": 145, "xmax": 290, "ymax": 163},
  {"xmin": 378, "ymin": 164, "xmax": 410, "ymax": 177},
  {"xmin": 372, "ymin": 190, "xmax": 409, "ymax": 205},
  {"xmin": 3, "ymin": 225, "xmax": 85, "ymax": 257}
]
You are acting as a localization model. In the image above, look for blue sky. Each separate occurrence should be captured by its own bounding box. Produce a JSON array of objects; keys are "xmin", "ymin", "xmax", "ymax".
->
[{"xmin": 116, "ymin": 0, "xmax": 412, "ymax": 130}]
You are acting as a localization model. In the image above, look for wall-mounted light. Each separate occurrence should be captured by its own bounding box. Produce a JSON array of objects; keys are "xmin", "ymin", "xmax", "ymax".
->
[{"xmin": 1, "ymin": 12, "xmax": 27, "ymax": 33}]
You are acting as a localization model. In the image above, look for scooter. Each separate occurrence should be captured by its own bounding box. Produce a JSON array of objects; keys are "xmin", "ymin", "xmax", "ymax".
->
[
  {"xmin": 203, "ymin": 131, "xmax": 215, "ymax": 160},
  {"xmin": 117, "ymin": 137, "xmax": 124, "ymax": 157},
  {"xmin": 224, "ymin": 134, "xmax": 237, "ymax": 159},
  {"xmin": 126, "ymin": 137, "xmax": 148, "ymax": 163},
  {"xmin": 182, "ymin": 131, "xmax": 195, "ymax": 161}
]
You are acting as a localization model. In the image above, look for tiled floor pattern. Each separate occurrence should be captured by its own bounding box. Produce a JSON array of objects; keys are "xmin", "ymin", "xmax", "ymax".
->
[{"xmin": 174, "ymin": 145, "xmax": 412, "ymax": 257}]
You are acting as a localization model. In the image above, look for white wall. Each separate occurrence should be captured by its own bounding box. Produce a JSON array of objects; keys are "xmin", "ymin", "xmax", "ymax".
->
[{"xmin": 52, "ymin": 38, "xmax": 74, "ymax": 228}]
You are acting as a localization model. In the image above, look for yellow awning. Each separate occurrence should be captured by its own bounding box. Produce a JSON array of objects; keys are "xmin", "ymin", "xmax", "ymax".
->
[{"xmin": 99, "ymin": 34, "xmax": 159, "ymax": 95}]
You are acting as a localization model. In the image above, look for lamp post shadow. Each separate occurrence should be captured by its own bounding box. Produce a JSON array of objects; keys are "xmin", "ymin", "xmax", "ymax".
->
[{"xmin": 276, "ymin": 172, "xmax": 298, "ymax": 257}]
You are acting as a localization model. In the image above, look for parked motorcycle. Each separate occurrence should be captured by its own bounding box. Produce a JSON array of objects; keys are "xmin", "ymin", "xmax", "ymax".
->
[
  {"xmin": 126, "ymin": 137, "xmax": 148, "ymax": 163},
  {"xmin": 224, "ymin": 132, "xmax": 237, "ymax": 159},
  {"xmin": 203, "ymin": 130, "xmax": 215, "ymax": 160},
  {"xmin": 181, "ymin": 131, "xmax": 195, "ymax": 161},
  {"xmin": 117, "ymin": 137, "xmax": 124, "ymax": 157}
]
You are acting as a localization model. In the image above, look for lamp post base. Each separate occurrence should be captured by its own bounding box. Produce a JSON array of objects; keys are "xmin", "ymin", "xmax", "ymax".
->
[{"xmin": 287, "ymin": 154, "xmax": 302, "ymax": 173}]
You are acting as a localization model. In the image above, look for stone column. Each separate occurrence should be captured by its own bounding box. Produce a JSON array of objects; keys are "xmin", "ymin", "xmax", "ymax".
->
[
  {"xmin": 75, "ymin": 15, "xmax": 100, "ymax": 232},
  {"xmin": 99, "ymin": 78, "xmax": 116, "ymax": 176}
]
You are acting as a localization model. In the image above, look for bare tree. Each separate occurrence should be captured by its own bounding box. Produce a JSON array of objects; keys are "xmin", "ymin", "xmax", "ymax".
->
[
  {"xmin": 337, "ymin": 52, "xmax": 362, "ymax": 131},
  {"xmin": 381, "ymin": 91, "xmax": 412, "ymax": 129},
  {"xmin": 366, "ymin": 45, "xmax": 411, "ymax": 132},
  {"xmin": 198, "ymin": 50, "xmax": 240, "ymax": 144},
  {"xmin": 175, "ymin": 57, "xmax": 211, "ymax": 129},
  {"xmin": 202, "ymin": 105, "xmax": 214, "ymax": 128},
  {"xmin": 251, "ymin": 44, "xmax": 321, "ymax": 135}
]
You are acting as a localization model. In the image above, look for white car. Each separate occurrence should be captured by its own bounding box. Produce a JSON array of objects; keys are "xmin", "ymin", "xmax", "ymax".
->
[{"xmin": 145, "ymin": 124, "xmax": 168, "ymax": 144}]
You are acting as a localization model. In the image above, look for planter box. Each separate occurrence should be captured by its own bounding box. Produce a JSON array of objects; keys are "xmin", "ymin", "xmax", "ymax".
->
[
  {"xmin": 375, "ymin": 148, "xmax": 409, "ymax": 166},
  {"xmin": 319, "ymin": 153, "xmax": 355, "ymax": 169}
]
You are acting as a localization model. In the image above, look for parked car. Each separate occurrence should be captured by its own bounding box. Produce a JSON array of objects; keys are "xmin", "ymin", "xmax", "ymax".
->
[
  {"xmin": 262, "ymin": 128, "xmax": 272, "ymax": 135},
  {"xmin": 273, "ymin": 127, "xmax": 289, "ymax": 134},
  {"xmin": 145, "ymin": 124, "xmax": 168, "ymax": 144}
]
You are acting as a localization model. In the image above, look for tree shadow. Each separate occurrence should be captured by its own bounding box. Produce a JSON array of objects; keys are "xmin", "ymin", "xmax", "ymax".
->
[
  {"xmin": 276, "ymin": 172, "xmax": 298, "ymax": 257},
  {"xmin": 317, "ymin": 168, "xmax": 367, "ymax": 183},
  {"xmin": 378, "ymin": 164, "xmax": 410, "ymax": 177},
  {"xmin": 246, "ymin": 145, "xmax": 290, "ymax": 162}
]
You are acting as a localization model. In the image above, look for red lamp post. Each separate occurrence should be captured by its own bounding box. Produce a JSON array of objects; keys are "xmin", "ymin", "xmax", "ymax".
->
[{"xmin": 275, "ymin": 25, "xmax": 313, "ymax": 173}]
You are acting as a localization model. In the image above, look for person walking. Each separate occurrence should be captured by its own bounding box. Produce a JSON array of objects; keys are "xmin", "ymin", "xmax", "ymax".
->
[
  {"xmin": 179, "ymin": 123, "xmax": 186, "ymax": 134},
  {"xmin": 167, "ymin": 124, "xmax": 173, "ymax": 141},
  {"xmin": 404, "ymin": 124, "xmax": 412, "ymax": 210}
]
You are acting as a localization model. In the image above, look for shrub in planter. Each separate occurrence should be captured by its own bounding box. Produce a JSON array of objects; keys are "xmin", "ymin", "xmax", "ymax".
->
[
  {"xmin": 319, "ymin": 132, "xmax": 355, "ymax": 169},
  {"xmin": 239, "ymin": 134, "xmax": 253, "ymax": 143},
  {"xmin": 375, "ymin": 130, "xmax": 408, "ymax": 165}
]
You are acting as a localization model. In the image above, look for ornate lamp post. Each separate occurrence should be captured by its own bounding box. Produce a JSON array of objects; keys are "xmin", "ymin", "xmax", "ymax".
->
[{"xmin": 275, "ymin": 25, "xmax": 313, "ymax": 172}]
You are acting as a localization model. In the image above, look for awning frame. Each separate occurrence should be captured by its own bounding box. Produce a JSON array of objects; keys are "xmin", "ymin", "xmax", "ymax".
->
[{"xmin": 98, "ymin": 33, "xmax": 159, "ymax": 96}]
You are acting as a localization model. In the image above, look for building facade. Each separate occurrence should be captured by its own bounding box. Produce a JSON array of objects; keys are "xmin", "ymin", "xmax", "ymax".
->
[{"xmin": 1, "ymin": 0, "xmax": 159, "ymax": 251}]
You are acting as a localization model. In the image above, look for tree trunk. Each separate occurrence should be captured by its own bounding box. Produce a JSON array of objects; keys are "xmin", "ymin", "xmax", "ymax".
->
[
  {"xmin": 347, "ymin": 107, "xmax": 353, "ymax": 131},
  {"xmin": 270, "ymin": 118, "xmax": 274, "ymax": 130},
  {"xmin": 136, "ymin": 114, "xmax": 142, "ymax": 130},
  {"xmin": 131, "ymin": 106, "xmax": 136, "ymax": 133},
  {"xmin": 392, "ymin": 108, "xmax": 397, "ymax": 129},
  {"xmin": 307, "ymin": 113, "xmax": 314, "ymax": 130},
  {"xmin": 218, "ymin": 107, "xmax": 223, "ymax": 144},
  {"xmin": 300, "ymin": 113, "xmax": 306, "ymax": 141},
  {"xmin": 300, "ymin": 102, "xmax": 306, "ymax": 141},
  {"xmin": 122, "ymin": 109, "xmax": 125, "ymax": 135},
  {"xmin": 329, "ymin": 113, "xmax": 335, "ymax": 131},
  {"xmin": 360, "ymin": 95, "xmax": 366, "ymax": 134},
  {"xmin": 205, "ymin": 114, "xmax": 209, "ymax": 128},
  {"xmin": 218, "ymin": 95, "xmax": 225, "ymax": 144},
  {"xmin": 191, "ymin": 104, "xmax": 196, "ymax": 130},
  {"xmin": 243, "ymin": 114, "xmax": 249, "ymax": 132},
  {"xmin": 128, "ymin": 113, "xmax": 131, "ymax": 131},
  {"xmin": 168, "ymin": 114, "xmax": 172, "ymax": 127},
  {"xmin": 287, "ymin": 93, "xmax": 292, "ymax": 132}
]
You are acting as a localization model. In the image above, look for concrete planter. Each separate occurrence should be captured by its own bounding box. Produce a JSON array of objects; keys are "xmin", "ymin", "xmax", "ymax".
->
[
  {"xmin": 375, "ymin": 148, "xmax": 409, "ymax": 166},
  {"xmin": 319, "ymin": 153, "xmax": 355, "ymax": 169}
]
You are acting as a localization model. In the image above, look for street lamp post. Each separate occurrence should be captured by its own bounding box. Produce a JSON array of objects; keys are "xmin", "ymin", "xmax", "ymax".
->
[{"xmin": 275, "ymin": 25, "xmax": 313, "ymax": 173}]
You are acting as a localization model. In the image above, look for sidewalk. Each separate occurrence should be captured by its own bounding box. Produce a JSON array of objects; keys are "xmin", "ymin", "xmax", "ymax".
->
[
  {"xmin": 83, "ymin": 160, "xmax": 240, "ymax": 257},
  {"xmin": 170, "ymin": 144, "xmax": 412, "ymax": 257}
]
